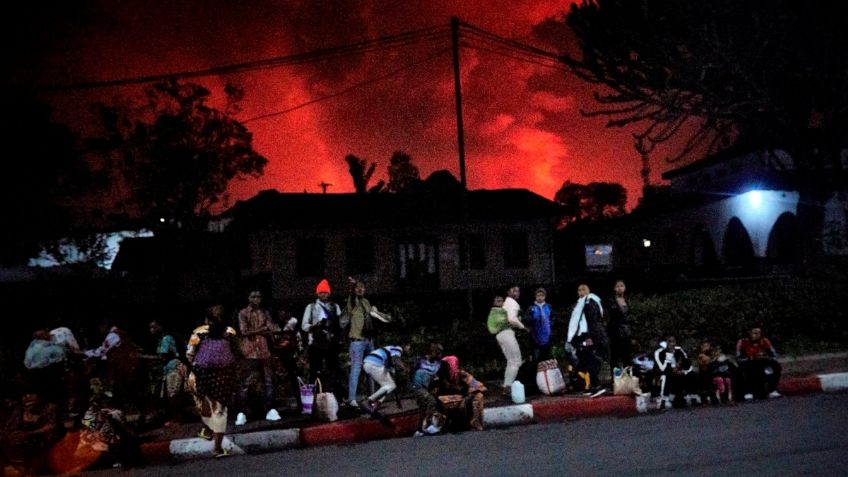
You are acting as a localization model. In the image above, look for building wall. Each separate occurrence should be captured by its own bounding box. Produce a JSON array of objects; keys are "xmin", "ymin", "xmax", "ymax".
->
[
  {"xmin": 607, "ymin": 190, "xmax": 847, "ymax": 270},
  {"xmin": 247, "ymin": 219, "xmax": 556, "ymax": 300}
]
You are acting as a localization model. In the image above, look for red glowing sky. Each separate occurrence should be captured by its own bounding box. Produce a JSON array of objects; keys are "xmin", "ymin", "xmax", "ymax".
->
[{"xmin": 9, "ymin": 1, "xmax": 688, "ymax": 209}]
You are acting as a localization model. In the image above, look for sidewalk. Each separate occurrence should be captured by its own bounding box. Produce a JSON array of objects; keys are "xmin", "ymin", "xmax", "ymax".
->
[{"xmin": 138, "ymin": 353, "xmax": 848, "ymax": 464}]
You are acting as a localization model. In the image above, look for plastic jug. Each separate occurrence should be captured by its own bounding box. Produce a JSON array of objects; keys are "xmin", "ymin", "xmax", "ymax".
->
[{"xmin": 511, "ymin": 380, "xmax": 526, "ymax": 404}]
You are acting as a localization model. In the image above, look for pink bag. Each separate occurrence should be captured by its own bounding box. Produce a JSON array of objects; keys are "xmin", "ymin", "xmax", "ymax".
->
[{"xmin": 299, "ymin": 377, "xmax": 314, "ymax": 415}]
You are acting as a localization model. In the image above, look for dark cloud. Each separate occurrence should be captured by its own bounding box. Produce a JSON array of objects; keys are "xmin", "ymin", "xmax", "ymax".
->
[{"xmin": 11, "ymin": 1, "xmax": 660, "ymax": 208}]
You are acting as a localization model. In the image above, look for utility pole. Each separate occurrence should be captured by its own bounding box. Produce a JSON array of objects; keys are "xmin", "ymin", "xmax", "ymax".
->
[
  {"xmin": 634, "ymin": 135, "xmax": 654, "ymax": 204},
  {"xmin": 451, "ymin": 16, "xmax": 473, "ymax": 321},
  {"xmin": 319, "ymin": 181, "xmax": 332, "ymax": 194}
]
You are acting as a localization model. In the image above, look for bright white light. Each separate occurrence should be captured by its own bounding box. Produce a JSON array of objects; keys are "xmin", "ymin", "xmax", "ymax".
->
[
  {"xmin": 642, "ymin": 239, "xmax": 652, "ymax": 248},
  {"xmin": 748, "ymin": 190, "xmax": 763, "ymax": 208},
  {"xmin": 159, "ymin": 217, "xmax": 166, "ymax": 223}
]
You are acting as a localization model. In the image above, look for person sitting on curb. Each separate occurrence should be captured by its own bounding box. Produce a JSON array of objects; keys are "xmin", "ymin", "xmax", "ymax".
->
[
  {"xmin": 410, "ymin": 343, "xmax": 444, "ymax": 435},
  {"xmin": 1, "ymin": 388, "xmax": 61, "ymax": 476},
  {"xmin": 359, "ymin": 345, "xmax": 409, "ymax": 415},
  {"xmin": 426, "ymin": 355, "xmax": 487, "ymax": 433},
  {"xmin": 653, "ymin": 336, "xmax": 700, "ymax": 408},
  {"xmin": 736, "ymin": 326, "xmax": 782, "ymax": 400}
]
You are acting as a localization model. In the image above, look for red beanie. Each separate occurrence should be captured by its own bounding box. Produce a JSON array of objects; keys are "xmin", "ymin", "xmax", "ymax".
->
[{"xmin": 315, "ymin": 279, "xmax": 331, "ymax": 295}]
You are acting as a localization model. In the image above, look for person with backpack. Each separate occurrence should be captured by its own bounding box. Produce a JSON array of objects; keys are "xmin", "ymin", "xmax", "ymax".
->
[
  {"xmin": 497, "ymin": 286, "xmax": 527, "ymax": 396},
  {"xmin": 186, "ymin": 305, "xmax": 238, "ymax": 458},
  {"xmin": 302, "ymin": 279, "xmax": 344, "ymax": 401},
  {"xmin": 566, "ymin": 283, "xmax": 608, "ymax": 396}
]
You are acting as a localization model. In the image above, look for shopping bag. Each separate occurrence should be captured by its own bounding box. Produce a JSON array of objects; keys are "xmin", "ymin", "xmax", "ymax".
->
[
  {"xmin": 536, "ymin": 359, "xmax": 566, "ymax": 395},
  {"xmin": 613, "ymin": 366, "xmax": 641, "ymax": 395},
  {"xmin": 299, "ymin": 377, "xmax": 315, "ymax": 415},
  {"xmin": 312, "ymin": 378, "xmax": 339, "ymax": 422}
]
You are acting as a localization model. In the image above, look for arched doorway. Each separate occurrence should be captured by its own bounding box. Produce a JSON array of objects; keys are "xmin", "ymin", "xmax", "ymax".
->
[
  {"xmin": 723, "ymin": 217, "xmax": 755, "ymax": 266},
  {"xmin": 766, "ymin": 212, "xmax": 799, "ymax": 264},
  {"xmin": 690, "ymin": 224, "xmax": 718, "ymax": 267}
]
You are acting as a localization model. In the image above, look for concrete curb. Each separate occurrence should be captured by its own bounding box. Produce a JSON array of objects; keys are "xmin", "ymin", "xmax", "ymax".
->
[
  {"xmin": 482, "ymin": 403, "xmax": 533, "ymax": 427},
  {"xmin": 140, "ymin": 372, "xmax": 848, "ymax": 464}
]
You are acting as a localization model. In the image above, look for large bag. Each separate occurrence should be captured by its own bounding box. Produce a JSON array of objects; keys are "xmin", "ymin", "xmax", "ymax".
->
[
  {"xmin": 536, "ymin": 359, "xmax": 566, "ymax": 395},
  {"xmin": 312, "ymin": 378, "xmax": 339, "ymax": 422},
  {"xmin": 613, "ymin": 366, "xmax": 641, "ymax": 395},
  {"xmin": 299, "ymin": 377, "xmax": 315, "ymax": 415}
]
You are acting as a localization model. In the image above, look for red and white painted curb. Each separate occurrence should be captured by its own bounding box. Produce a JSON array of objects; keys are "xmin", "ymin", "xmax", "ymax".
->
[{"xmin": 141, "ymin": 372, "xmax": 848, "ymax": 463}]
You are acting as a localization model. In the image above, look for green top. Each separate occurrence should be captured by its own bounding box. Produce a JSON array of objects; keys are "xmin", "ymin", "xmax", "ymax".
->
[{"xmin": 487, "ymin": 307, "xmax": 509, "ymax": 335}]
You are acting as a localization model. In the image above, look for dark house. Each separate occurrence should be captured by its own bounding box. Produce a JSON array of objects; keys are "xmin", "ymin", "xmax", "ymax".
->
[{"xmin": 115, "ymin": 172, "xmax": 562, "ymax": 303}]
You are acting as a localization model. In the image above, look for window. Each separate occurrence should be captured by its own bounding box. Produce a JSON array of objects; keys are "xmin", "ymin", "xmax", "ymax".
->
[
  {"xmin": 296, "ymin": 238, "xmax": 325, "ymax": 277},
  {"xmin": 459, "ymin": 234, "xmax": 486, "ymax": 270},
  {"xmin": 503, "ymin": 232, "xmax": 529, "ymax": 268},
  {"xmin": 345, "ymin": 236, "xmax": 375, "ymax": 275},
  {"xmin": 585, "ymin": 244, "xmax": 613, "ymax": 271}
]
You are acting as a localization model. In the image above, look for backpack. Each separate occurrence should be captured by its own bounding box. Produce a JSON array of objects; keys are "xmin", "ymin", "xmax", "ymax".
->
[{"xmin": 487, "ymin": 307, "xmax": 508, "ymax": 335}]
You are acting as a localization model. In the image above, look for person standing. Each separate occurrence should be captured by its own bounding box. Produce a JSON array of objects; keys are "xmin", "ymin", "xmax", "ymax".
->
[
  {"xmin": 343, "ymin": 277, "xmax": 377, "ymax": 407},
  {"xmin": 498, "ymin": 285, "xmax": 527, "ymax": 395},
  {"xmin": 301, "ymin": 279, "xmax": 343, "ymax": 400},
  {"xmin": 147, "ymin": 320, "xmax": 187, "ymax": 426},
  {"xmin": 186, "ymin": 306, "xmax": 238, "ymax": 458},
  {"xmin": 566, "ymin": 283, "xmax": 608, "ymax": 395},
  {"xmin": 525, "ymin": 288, "xmax": 552, "ymax": 363},
  {"xmin": 606, "ymin": 280, "xmax": 634, "ymax": 371},
  {"xmin": 23, "ymin": 328, "xmax": 67, "ymax": 406},
  {"xmin": 235, "ymin": 290, "xmax": 279, "ymax": 426},
  {"xmin": 271, "ymin": 311, "xmax": 304, "ymax": 412},
  {"xmin": 83, "ymin": 320, "xmax": 142, "ymax": 412}
]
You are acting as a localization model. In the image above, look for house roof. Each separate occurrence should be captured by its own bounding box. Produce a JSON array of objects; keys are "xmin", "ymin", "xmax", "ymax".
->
[
  {"xmin": 111, "ymin": 232, "xmax": 246, "ymax": 273},
  {"xmin": 222, "ymin": 173, "xmax": 561, "ymax": 231}
]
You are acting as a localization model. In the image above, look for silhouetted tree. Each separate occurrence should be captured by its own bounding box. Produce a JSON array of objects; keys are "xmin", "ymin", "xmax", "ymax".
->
[
  {"xmin": 555, "ymin": 180, "xmax": 627, "ymax": 225},
  {"xmin": 386, "ymin": 151, "xmax": 422, "ymax": 193},
  {"xmin": 0, "ymin": 95, "xmax": 94, "ymax": 265},
  {"xmin": 91, "ymin": 79, "xmax": 268, "ymax": 227},
  {"xmin": 542, "ymin": 0, "xmax": 848, "ymax": 257},
  {"xmin": 344, "ymin": 154, "xmax": 383, "ymax": 193}
]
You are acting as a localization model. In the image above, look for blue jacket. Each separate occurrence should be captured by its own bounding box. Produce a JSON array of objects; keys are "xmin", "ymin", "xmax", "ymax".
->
[{"xmin": 525, "ymin": 303, "xmax": 552, "ymax": 346}]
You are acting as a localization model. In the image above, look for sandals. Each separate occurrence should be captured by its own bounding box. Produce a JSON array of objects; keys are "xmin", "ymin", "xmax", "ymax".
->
[
  {"xmin": 197, "ymin": 429, "xmax": 213, "ymax": 440},
  {"xmin": 214, "ymin": 449, "xmax": 230, "ymax": 458}
]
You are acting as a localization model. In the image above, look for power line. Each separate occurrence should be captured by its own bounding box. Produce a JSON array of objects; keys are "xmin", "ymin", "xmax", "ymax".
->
[
  {"xmin": 242, "ymin": 47, "xmax": 452, "ymax": 124},
  {"xmin": 459, "ymin": 21, "xmax": 563, "ymax": 62},
  {"xmin": 462, "ymin": 37, "xmax": 568, "ymax": 72},
  {"xmin": 38, "ymin": 25, "xmax": 451, "ymax": 92},
  {"xmin": 36, "ymin": 21, "xmax": 565, "ymax": 93}
]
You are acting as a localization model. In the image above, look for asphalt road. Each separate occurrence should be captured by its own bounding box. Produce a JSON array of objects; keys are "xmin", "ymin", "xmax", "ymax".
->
[{"xmin": 89, "ymin": 393, "xmax": 848, "ymax": 477}]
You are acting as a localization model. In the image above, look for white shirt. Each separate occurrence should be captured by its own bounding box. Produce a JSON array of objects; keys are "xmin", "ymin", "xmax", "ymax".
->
[{"xmin": 502, "ymin": 297, "xmax": 525, "ymax": 329}]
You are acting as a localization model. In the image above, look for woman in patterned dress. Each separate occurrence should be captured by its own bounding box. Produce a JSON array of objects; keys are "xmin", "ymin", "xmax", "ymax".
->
[{"xmin": 186, "ymin": 305, "xmax": 238, "ymax": 457}]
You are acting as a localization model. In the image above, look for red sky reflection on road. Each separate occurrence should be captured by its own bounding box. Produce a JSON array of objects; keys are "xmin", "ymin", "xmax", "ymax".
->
[{"xmin": 13, "ymin": 1, "xmax": 689, "ymax": 210}]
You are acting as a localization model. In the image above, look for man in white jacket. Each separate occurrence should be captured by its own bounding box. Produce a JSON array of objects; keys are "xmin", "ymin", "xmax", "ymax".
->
[{"xmin": 566, "ymin": 284, "xmax": 608, "ymax": 395}]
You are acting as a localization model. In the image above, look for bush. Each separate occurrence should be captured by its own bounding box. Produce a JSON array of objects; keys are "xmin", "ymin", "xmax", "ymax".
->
[{"xmin": 628, "ymin": 275, "xmax": 848, "ymax": 356}]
